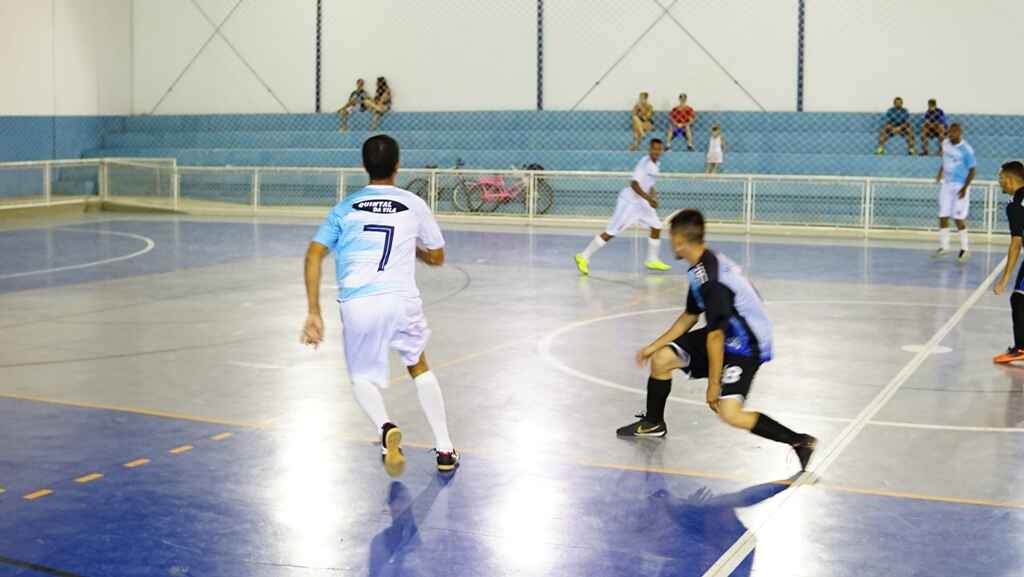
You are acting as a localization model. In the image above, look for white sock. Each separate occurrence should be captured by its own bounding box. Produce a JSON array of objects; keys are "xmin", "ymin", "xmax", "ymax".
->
[
  {"xmin": 959, "ymin": 229, "xmax": 969, "ymax": 252},
  {"xmin": 414, "ymin": 371, "xmax": 454, "ymax": 452},
  {"xmin": 352, "ymin": 379, "xmax": 390, "ymax": 432},
  {"xmin": 647, "ymin": 237, "xmax": 661, "ymax": 263},
  {"xmin": 581, "ymin": 236, "xmax": 606, "ymax": 260},
  {"xmin": 939, "ymin": 228, "xmax": 950, "ymax": 251}
]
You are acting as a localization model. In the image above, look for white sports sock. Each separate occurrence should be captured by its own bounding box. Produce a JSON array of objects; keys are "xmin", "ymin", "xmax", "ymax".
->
[
  {"xmin": 414, "ymin": 371, "xmax": 454, "ymax": 452},
  {"xmin": 352, "ymin": 379, "xmax": 390, "ymax": 432},
  {"xmin": 647, "ymin": 237, "xmax": 661, "ymax": 263},
  {"xmin": 939, "ymin": 228, "xmax": 950, "ymax": 251},
  {"xmin": 959, "ymin": 229, "xmax": 969, "ymax": 252},
  {"xmin": 581, "ymin": 236, "xmax": 606, "ymax": 260}
]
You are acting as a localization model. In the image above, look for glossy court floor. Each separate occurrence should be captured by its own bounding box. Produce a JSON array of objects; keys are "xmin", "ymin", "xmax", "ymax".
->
[{"xmin": 1, "ymin": 213, "xmax": 1023, "ymax": 577}]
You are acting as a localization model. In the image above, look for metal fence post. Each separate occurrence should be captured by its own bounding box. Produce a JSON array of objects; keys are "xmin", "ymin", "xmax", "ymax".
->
[
  {"xmin": 43, "ymin": 163, "xmax": 52, "ymax": 205},
  {"xmin": 987, "ymin": 182, "xmax": 996, "ymax": 240},
  {"xmin": 528, "ymin": 170, "xmax": 537, "ymax": 221},
  {"xmin": 98, "ymin": 160, "xmax": 109, "ymax": 200},
  {"xmin": 744, "ymin": 176, "xmax": 753, "ymax": 232},
  {"xmin": 863, "ymin": 178, "xmax": 872, "ymax": 235},
  {"xmin": 172, "ymin": 166, "xmax": 181, "ymax": 210},
  {"xmin": 429, "ymin": 170, "xmax": 438, "ymax": 213},
  {"xmin": 252, "ymin": 168, "xmax": 261, "ymax": 214},
  {"xmin": 337, "ymin": 169, "xmax": 345, "ymax": 203}
]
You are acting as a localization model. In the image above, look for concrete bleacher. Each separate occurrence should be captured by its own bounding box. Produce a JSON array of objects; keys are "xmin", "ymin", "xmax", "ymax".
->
[{"xmin": 83, "ymin": 111, "xmax": 1023, "ymax": 179}]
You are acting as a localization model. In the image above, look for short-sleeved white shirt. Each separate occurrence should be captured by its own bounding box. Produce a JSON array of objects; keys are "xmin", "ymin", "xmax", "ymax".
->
[{"xmin": 630, "ymin": 155, "xmax": 660, "ymax": 195}]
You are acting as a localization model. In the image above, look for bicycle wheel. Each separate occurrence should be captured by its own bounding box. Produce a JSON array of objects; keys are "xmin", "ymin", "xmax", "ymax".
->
[
  {"xmin": 535, "ymin": 179, "xmax": 555, "ymax": 215},
  {"xmin": 451, "ymin": 180, "xmax": 473, "ymax": 212},
  {"xmin": 465, "ymin": 182, "xmax": 498, "ymax": 212},
  {"xmin": 406, "ymin": 178, "xmax": 429, "ymax": 203}
]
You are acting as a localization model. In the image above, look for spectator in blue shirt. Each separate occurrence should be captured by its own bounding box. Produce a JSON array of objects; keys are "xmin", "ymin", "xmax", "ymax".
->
[
  {"xmin": 919, "ymin": 98, "xmax": 947, "ymax": 156},
  {"xmin": 876, "ymin": 97, "xmax": 917, "ymax": 156}
]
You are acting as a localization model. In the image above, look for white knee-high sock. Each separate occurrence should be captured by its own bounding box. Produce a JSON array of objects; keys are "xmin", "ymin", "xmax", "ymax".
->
[
  {"xmin": 647, "ymin": 237, "xmax": 661, "ymax": 262},
  {"xmin": 414, "ymin": 371, "xmax": 454, "ymax": 452},
  {"xmin": 959, "ymin": 229, "xmax": 969, "ymax": 251},
  {"xmin": 581, "ymin": 236, "xmax": 606, "ymax": 260},
  {"xmin": 352, "ymin": 379, "xmax": 391, "ymax": 432},
  {"xmin": 939, "ymin": 228, "xmax": 950, "ymax": 250}
]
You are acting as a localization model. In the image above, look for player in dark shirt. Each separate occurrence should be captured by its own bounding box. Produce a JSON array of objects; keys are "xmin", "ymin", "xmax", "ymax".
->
[
  {"xmin": 992, "ymin": 161, "xmax": 1024, "ymax": 364},
  {"xmin": 619, "ymin": 209, "xmax": 817, "ymax": 472}
]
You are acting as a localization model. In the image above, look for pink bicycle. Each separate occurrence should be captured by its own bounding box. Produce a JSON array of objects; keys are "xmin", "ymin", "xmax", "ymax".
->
[{"xmin": 455, "ymin": 163, "xmax": 555, "ymax": 214}]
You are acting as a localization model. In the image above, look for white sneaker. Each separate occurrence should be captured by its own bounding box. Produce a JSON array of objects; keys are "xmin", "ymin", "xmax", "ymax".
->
[{"xmin": 932, "ymin": 248, "xmax": 949, "ymax": 258}]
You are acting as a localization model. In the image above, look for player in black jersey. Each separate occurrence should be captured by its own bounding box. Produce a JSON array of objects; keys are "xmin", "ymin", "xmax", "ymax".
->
[{"xmin": 993, "ymin": 161, "xmax": 1024, "ymax": 364}]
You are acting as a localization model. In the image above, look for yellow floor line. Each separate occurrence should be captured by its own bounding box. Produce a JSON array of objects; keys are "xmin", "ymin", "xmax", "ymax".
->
[
  {"xmin": 816, "ymin": 483, "xmax": 1024, "ymax": 510},
  {"xmin": 123, "ymin": 459, "xmax": 150, "ymax": 469},
  {"xmin": 74, "ymin": 473, "xmax": 103, "ymax": 484},
  {"xmin": 169, "ymin": 445, "xmax": 194, "ymax": 455},
  {"xmin": 210, "ymin": 432, "xmax": 234, "ymax": 441},
  {"xmin": 0, "ymin": 392, "xmax": 265, "ymax": 429},
  {"xmin": 23, "ymin": 489, "xmax": 53, "ymax": 501}
]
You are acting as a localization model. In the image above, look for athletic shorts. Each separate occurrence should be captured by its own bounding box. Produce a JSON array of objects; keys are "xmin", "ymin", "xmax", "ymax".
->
[
  {"xmin": 668, "ymin": 328, "xmax": 761, "ymax": 401},
  {"xmin": 1015, "ymin": 262, "xmax": 1024, "ymax": 294},
  {"xmin": 938, "ymin": 182, "xmax": 970, "ymax": 220},
  {"xmin": 339, "ymin": 294, "xmax": 430, "ymax": 387},
  {"xmin": 606, "ymin": 188, "xmax": 662, "ymax": 236},
  {"xmin": 672, "ymin": 127, "xmax": 686, "ymax": 138}
]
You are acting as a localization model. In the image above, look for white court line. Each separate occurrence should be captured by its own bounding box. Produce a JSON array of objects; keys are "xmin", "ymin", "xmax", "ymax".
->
[
  {"xmin": 0, "ymin": 227, "xmax": 155, "ymax": 280},
  {"xmin": 700, "ymin": 258, "xmax": 1008, "ymax": 577},
  {"xmin": 539, "ymin": 299, "xmax": 1024, "ymax": 434}
]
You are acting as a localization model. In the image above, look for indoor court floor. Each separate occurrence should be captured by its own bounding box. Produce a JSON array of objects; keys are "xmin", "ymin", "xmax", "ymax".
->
[{"xmin": 1, "ymin": 213, "xmax": 1022, "ymax": 577}]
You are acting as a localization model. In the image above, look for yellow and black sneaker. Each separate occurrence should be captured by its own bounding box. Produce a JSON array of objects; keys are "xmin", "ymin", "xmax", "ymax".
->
[
  {"xmin": 381, "ymin": 422, "xmax": 405, "ymax": 478},
  {"xmin": 616, "ymin": 413, "xmax": 667, "ymax": 438},
  {"xmin": 436, "ymin": 449, "xmax": 460, "ymax": 473}
]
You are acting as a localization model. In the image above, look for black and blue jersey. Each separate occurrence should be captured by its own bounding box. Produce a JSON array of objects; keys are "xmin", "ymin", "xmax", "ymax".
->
[{"xmin": 686, "ymin": 250, "xmax": 773, "ymax": 363}]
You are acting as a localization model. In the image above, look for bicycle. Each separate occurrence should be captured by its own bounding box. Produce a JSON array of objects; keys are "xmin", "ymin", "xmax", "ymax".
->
[
  {"xmin": 459, "ymin": 163, "xmax": 555, "ymax": 215},
  {"xmin": 406, "ymin": 159, "xmax": 472, "ymax": 213}
]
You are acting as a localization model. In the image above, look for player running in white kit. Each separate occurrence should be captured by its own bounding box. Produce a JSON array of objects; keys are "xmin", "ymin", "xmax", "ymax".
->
[
  {"xmin": 575, "ymin": 139, "xmax": 673, "ymax": 275},
  {"xmin": 934, "ymin": 123, "xmax": 976, "ymax": 263},
  {"xmin": 301, "ymin": 135, "xmax": 458, "ymax": 476}
]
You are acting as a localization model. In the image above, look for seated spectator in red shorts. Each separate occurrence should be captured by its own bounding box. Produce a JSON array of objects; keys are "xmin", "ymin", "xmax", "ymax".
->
[
  {"xmin": 876, "ymin": 96, "xmax": 917, "ymax": 156},
  {"xmin": 919, "ymin": 98, "xmax": 947, "ymax": 156},
  {"xmin": 665, "ymin": 93, "xmax": 696, "ymax": 151}
]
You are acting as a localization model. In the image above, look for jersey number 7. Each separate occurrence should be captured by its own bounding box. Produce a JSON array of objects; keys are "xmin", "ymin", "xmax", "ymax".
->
[{"xmin": 363, "ymin": 224, "xmax": 395, "ymax": 271}]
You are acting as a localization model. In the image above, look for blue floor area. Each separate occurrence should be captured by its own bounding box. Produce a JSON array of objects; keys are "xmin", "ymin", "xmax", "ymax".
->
[
  {"xmin": 0, "ymin": 220, "xmax": 999, "ymax": 295},
  {"xmin": 0, "ymin": 401, "xmax": 1021, "ymax": 577}
]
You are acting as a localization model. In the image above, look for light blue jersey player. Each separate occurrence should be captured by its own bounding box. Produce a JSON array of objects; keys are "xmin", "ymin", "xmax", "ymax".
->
[
  {"xmin": 301, "ymin": 135, "xmax": 459, "ymax": 475},
  {"xmin": 934, "ymin": 123, "xmax": 977, "ymax": 262}
]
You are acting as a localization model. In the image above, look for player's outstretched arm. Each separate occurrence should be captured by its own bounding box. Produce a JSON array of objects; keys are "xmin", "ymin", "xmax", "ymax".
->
[
  {"xmin": 417, "ymin": 246, "xmax": 445, "ymax": 266},
  {"xmin": 302, "ymin": 242, "xmax": 329, "ymax": 348},
  {"xmin": 705, "ymin": 329, "xmax": 726, "ymax": 414},
  {"xmin": 636, "ymin": 312, "xmax": 699, "ymax": 366}
]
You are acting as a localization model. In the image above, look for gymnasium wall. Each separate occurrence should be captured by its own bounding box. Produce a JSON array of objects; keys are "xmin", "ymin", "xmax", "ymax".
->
[{"xmin": 0, "ymin": 0, "xmax": 131, "ymax": 161}]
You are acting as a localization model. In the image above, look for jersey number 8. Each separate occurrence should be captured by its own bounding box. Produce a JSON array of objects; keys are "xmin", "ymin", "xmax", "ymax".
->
[{"xmin": 722, "ymin": 366, "xmax": 744, "ymax": 384}]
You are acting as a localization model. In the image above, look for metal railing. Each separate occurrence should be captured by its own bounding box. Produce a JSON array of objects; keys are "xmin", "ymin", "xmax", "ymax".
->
[{"xmin": 1, "ymin": 157, "xmax": 1008, "ymax": 238}]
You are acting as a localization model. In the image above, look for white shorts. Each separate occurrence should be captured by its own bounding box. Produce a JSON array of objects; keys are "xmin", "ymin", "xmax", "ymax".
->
[
  {"xmin": 706, "ymin": 153, "xmax": 723, "ymax": 164},
  {"xmin": 938, "ymin": 182, "xmax": 970, "ymax": 220},
  {"xmin": 606, "ymin": 188, "xmax": 662, "ymax": 236},
  {"xmin": 339, "ymin": 295, "xmax": 430, "ymax": 387}
]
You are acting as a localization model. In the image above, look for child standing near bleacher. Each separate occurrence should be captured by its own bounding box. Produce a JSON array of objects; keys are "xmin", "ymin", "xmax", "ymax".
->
[{"xmin": 705, "ymin": 124, "xmax": 725, "ymax": 174}]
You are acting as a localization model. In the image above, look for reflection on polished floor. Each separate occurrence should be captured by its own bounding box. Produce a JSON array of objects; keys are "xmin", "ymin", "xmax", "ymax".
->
[{"xmin": 1, "ymin": 215, "xmax": 1022, "ymax": 577}]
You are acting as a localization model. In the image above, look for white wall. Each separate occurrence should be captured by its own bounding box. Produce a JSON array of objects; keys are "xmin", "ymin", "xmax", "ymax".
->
[
  {"xmin": 0, "ymin": 0, "xmax": 131, "ymax": 115},
  {"xmin": 806, "ymin": 0, "xmax": 1024, "ymax": 115},
  {"xmin": 322, "ymin": 0, "xmax": 535, "ymax": 112},
  {"xmin": 546, "ymin": 0, "xmax": 796, "ymax": 112},
  {"xmin": 132, "ymin": 0, "xmax": 315, "ymax": 114}
]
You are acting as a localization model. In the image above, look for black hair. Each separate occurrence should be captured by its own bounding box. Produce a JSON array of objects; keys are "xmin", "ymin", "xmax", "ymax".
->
[
  {"xmin": 362, "ymin": 135, "xmax": 399, "ymax": 180},
  {"xmin": 1001, "ymin": 160, "xmax": 1024, "ymax": 181},
  {"xmin": 670, "ymin": 209, "xmax": 705, "ymax": 243},
  {"xmin": 928, "ymin": 98, "xmax": 936, "ymax": 105},
  {"xmin": 649, "ymin": 138, "xmax": 664, "ymax": 147}
]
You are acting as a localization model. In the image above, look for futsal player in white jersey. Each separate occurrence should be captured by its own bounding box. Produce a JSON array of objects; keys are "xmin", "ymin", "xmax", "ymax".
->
[
  {"xmin": 933, "ymin": 123, "xmax": 976, "ymax": 262},
  {"xmin": 301, "ymin": 135, "xmax": 458, "ymax": 476},
  {"xmin": 575, "ymin": 139, "xmax": 673, "ymax": 275}
]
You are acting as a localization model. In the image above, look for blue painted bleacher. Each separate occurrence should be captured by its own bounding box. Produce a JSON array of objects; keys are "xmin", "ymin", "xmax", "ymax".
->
[{"xmin": 84, "ymin": 111, "xmax": 1024, "ymax": 178}]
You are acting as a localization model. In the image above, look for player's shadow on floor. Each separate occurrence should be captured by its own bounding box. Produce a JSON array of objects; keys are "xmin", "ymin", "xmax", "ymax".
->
[{"xmin": 367, "ymin": 475, "xmax": 451, "ymax": 577}]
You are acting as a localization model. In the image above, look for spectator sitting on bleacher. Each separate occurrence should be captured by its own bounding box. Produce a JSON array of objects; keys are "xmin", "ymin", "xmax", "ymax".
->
[
  {"xmin": 364, "ymin": 77, "xmax": 393, "ymax": 131},
  {"xmin": 876, "ymin": 96, "xmax": 917, "ymax": 156},
  {"xmin": 337, "ymin": 78, "xmax": 367, "ymax": 132},
  {"xmin": 665, "ymin": 93, "xmax": 696, "ymax": 151},
  {"xmin": 630, "ymin": 92, "xmax": 654, "ymax": 151},
  {"xmin": 919, "ymin": 98, "xmax": 948, "ymax": 156}
]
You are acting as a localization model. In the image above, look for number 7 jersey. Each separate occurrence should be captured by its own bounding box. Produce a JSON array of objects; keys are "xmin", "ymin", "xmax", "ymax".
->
[{"xmin": 313, "ymin": 184, "xmax": 445, "ymax": 302}]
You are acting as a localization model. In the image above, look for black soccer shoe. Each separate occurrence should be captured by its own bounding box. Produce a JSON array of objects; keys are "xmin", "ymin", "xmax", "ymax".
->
[
  {"xmin": 381, "ymin": 422, "xmax": 405, "ymax": 478},
  {"xmin": 616, "ymin": 414, "xmax": 667, "ymax": 438},
  {"xmin": 436, "ymin": 449, "xmax": 460, "ymax": 473},
  {"xmin": 793, "ymin": 435, "xmax": 817, "ymax": 472}
]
